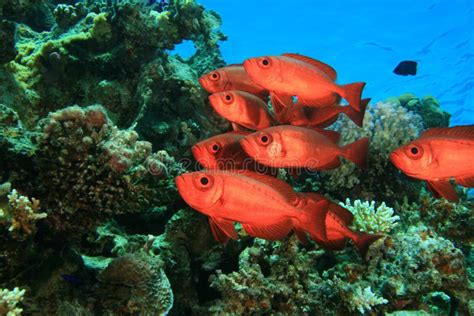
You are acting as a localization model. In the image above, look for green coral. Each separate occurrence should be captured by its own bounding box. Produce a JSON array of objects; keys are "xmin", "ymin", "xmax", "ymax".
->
[
  {"xmin": 0, "ymin": 287, "xmax": 25, "ymax": 316},
  {"xmin": 341, "ymin": 198, "xmax": 400, "ymax": 234}
]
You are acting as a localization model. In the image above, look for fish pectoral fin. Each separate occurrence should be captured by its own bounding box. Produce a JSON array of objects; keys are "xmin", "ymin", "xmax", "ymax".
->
[
  {"xmin": 208, "ymin": 218, "xmax": 230, "ymax": 244},
  {"xmin": 231, "ymin": 122, "xmax": 251, "ymax": 132},
  {"xmin": 328, "ymin": 205, "xmax": 354, "ymax": 225},
  {"xmin": 270, "ymin": 91, "xmax": 293, "ymax": 114},
  {"xmin": 426, "ymin": 180, "xmax": 459, "ymax": 202},
  {"xmin": 242, "ymin": 220, "xmax": 293, "ymax": 240},
  {"xmin": 456, "ymin": 176, "xmax": 474, "ymax": 187},
  {"xmin": 210, "ymin": 217, "xmax": 238, "ymax": 240}
]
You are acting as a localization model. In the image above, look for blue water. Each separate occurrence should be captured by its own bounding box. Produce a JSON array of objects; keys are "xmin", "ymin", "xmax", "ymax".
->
[{"xmin": 185, "ymin": 0, "xmax": 474, "ymax": 126}]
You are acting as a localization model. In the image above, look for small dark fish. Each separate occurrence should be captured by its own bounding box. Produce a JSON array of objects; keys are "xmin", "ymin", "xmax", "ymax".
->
[
  {"xmin": 393, "ymin": 60, "xmax": 417, "ymax": 76},
  {"xmin": 61, "ymin": 274, "xmax": 82, "ymax": 285}
]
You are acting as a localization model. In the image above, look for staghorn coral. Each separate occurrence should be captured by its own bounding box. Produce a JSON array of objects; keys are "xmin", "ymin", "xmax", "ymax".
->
[
  {"xmin": 0, "ymin": 187, "xmax": 47, "ymax": 238},
  {"xmin": 341, "ymin": 198, "xmax": 400, "ymax": 234},
  {"xmin": 0, "ymin": 287, "xmax": 25, "ymax": 316},
  {"xmin": 319, "ymin": 100, "xmax": 425, "ymax": 204},
  {"xmin": 347, "ymin": 285, "xmax": 389, "ymax": 314}
]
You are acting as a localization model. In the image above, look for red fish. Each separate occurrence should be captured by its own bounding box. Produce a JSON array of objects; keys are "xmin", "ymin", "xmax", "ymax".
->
[
  {"xmin": 243, "ymin": 53, "xmax": 366, "ymax": 113},
  {"xmin": 208, "ymin": 90, "xmax": 275, "ymax": 131},
  {"xmin": 277, "ymin": 98, "xmax": 370, "ymax": 128},
  {"xmin": 199, "ymin": 65, "xmax": 267, "ymax": 99},
  {"xmin": 175, "ymin": 170, "xmax": 328, "ymax": 243},
  {"xmin": 297, "ymin": 193, "xmax": 382, "ymax": 256},
  {"xmin": 192, "ymin": 132, "xmax": 274, "ymax": 174},
  {"xmin": 390, "ymin": 125, "xmax": 474, "ymax": 202},
  {"xmin": 240, "ymin": 125, "xmax": 369, "ymax": 171}
]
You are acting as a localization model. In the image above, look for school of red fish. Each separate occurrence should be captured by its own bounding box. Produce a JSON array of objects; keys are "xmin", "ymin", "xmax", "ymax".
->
[{"xmin": 176, "ymin": 53, "xmax": 474, "ymax": 256}]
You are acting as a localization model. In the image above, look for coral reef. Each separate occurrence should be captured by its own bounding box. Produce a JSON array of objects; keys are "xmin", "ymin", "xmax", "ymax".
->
[
  {"xmin": 341, "ymin": 198, "xmax": 400, "ymax": 234},
  {"xmin": 316, "ymin": 100, "xmax": 425, "ymax": 204},
  {"xmin": 0, "ymin": 287, "xmax": 25, "ymax": 316},
  {"xmin": 0, "ymin": 186, "xmax": 47, "ymax": 238},
  {"xmin": 0, "ymin": 0, "xmax": 471, "ymax": 315},
  {"xmin": 388, "ymin": 93, "xmax": 451, "ymax": 128}
]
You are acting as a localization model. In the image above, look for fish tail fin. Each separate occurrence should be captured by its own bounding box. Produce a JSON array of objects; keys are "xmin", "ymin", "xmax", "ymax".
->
[
  {"xmin": 340, "ymin": 82, "xmax": 366, "ymax": 112},
  {"xmin": 297, "ymin": 199, "xmax": 328, "ymax": 241},
  {"xmin": 344, "ymin": 98, "xmax": 370, "ymax": 127},
  {"xmin": 351, "ymin": 232, "xmax": 383, "ymax": 257},
  {"xmin": 341, "ymin": 137, "xmax": 369, "ymax": 168}
]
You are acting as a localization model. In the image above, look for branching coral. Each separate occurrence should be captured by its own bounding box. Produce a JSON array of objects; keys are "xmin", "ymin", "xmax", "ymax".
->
[
  {"xmin": 341, "ymin": 198, "xmax": 400, "ymax": 234},
  {"xmin": 0, "ymin": 183, "xmax": 46, "ymax": 239},
  {"xmin": 0, "ymin": 287, "xmax": 25, "ymax": 316},
  {"xmin": 348, "ymin": 285, "xmax": 388, "ymax": 314}
]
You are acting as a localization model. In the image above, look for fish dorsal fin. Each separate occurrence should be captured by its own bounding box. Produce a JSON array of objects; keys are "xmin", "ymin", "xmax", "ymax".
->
[
  {"xmin": 242, "ymin": 220, "xmax": 292, "ymax": 240},
  {"xmin": 310, "ymin": 128, "xmax": 341, "ymax": 143},
  {"xmin": 420, "ymin": 125, "xmax": 474, "ymax": 140},
  {"xmin": 208, "ymin": 218, "xmax": 230, "ymax": 243},
  {"xmin": 282, "ymin": 53, "xmax": 337, "ymax": 81},
  {"xmin": 234, "ymin": 170, "xmax": 299, "ymax": 204},
  {"xmin": 210, "ymin": 217, "xmax": 238, "ymax": 240},
  {"xmin": 426, "ymin": 180, "xmax": 459, "ymax": 202}
]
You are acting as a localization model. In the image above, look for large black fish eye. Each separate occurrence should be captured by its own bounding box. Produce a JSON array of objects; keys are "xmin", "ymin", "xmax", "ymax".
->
[
  {"xmin": 225, "ymin": 94, "xmax": 232, "ymax": 101},
  {"xmin": 410, "ymin": 147, "xmax": 418, "ymax": 155},
  {"xmin": 212, "ymin": 144, "xmax": 219, "ymax": 152},
  {"xmin": 261, "ymin": 135, "xmax": 269, "ymax": 143},
  {"xmin": 200, "ymin": 177, "xmax": 209, "ymax": 185},
  {"xmin": 262, "ymin": 59, "xmax": 269, "ymax": 66},
  {"xmin": 210, "ymin": 72, "xmax": 220, "ymax": 81}
]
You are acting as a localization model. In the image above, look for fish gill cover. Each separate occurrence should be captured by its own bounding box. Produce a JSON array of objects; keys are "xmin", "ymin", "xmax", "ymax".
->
[{"xmin": 0, "ymin": 0, "xmax": 472, "ymax": 315}]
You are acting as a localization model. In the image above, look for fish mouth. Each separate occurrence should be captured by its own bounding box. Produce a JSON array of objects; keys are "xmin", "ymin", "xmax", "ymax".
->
[
  {"xmin": 191, "ymin": 145, "xmax": 201, "ymax": 160},
  {"xmin": 175, "ymin": 175, "xmax": 186, "ymax": 193},
  {"xmin": 242, "ymin": 59, "xmax": 253, "ymax": 72},
  {"xmin": 389, "ymin": 151, "xmax": 401, "ymax": 168}
]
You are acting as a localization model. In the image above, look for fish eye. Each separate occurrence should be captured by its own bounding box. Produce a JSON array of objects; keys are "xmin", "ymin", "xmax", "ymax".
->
[
  {"xmin": 405, "ymin": 145, "xmax": 424, "ymax": 160},
  {"xmin": 209, "ymin": 72, "xmax": 220, "ymax": 81},
  {"xmin": 195, "ymin": 174, "xmax": 213, "ymax": 189},
  {"xmin": 209, "ymin": 143, "xmax": 220, "ymax": 153},
  {"xmin": 200, "ymin": 177, "xmax": 209, "ymax": 185},
  {"xmin": 258, "ymin": 58, "xmax": 271, "ymax": 68},
  {"xmin": 223, "ymin": 93, "xmax": 234, "ymax": 104},
  {"xmin": 257, "ymin": 133, "xmax": 272, "ymax": 146}
]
